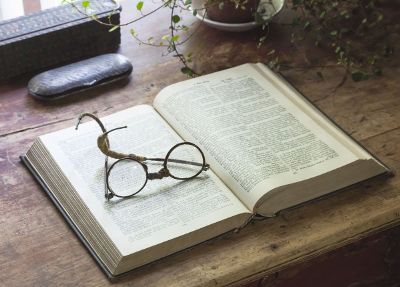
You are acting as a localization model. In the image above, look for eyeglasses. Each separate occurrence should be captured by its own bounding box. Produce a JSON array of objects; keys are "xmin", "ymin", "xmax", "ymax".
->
[{"xmin": 76, "ymin": 113, "xmax": 210, "ymax": 200}]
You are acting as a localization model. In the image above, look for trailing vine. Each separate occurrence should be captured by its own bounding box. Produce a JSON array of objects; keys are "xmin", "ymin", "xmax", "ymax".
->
[
  {"xmin": 65, "ymin": 0, "xmax": 396, "ymax": 81},
  {"xmin": 287, "ymin": 0, "xmax": 396, "ymax": 81}
]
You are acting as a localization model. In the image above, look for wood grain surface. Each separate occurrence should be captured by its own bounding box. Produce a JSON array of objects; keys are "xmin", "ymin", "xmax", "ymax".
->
[{"xmin": 0, "ymin": 1, "xmax": 400, "ymax": 287}]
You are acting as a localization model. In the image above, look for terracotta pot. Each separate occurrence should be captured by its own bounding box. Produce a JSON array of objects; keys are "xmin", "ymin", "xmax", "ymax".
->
[{"xmin": 205, "ymin": 0, "xmax": 260, "ymax": 23}]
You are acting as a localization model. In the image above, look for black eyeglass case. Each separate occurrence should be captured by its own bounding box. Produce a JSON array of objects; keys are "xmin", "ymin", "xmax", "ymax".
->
[{"xmin": 27, "ymin": 53, "xmax": 133, "ymax": 100}]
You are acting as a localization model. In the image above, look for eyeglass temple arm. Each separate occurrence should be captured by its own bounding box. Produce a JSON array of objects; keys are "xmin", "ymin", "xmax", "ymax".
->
[
  {"xmin": 75, "ymin": 113, "xmax": 111, "ymax": 150},
  {"xmin": 97, "ymin": 127, "xmax": 146, "ymax": 161},
  {"xmin": 146, "ymin": 157, "xmax": 210, "ymax": 171},
  {"xmin": 75, "ymin": 113, "xmax": 107, "ymax": 133},
  {"xmin": 75, "ymin": 112, "xmax": 146, "ymax": 161}
]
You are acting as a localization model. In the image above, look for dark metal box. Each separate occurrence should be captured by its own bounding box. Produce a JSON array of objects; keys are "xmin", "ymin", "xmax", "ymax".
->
[{"xmin": 0, "ymin": 0, "xmax": 121, "ymax": 81}]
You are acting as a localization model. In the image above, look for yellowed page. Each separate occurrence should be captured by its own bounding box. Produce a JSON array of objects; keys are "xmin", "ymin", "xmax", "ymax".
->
[
  {"xmin": 39, "ymin": 105, "xmax": 249, "ymax": 256},
  {"xmin": 153, "ymin": 64, "xmax": 360, "ymax": 210}
]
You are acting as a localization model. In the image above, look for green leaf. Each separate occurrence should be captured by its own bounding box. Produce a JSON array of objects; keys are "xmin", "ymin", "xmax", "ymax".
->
[
  {"xmin": 172, "ymin": 35, "xmax": 180, "ymax": 42},
  {"xmin": 136, "ymin": 1, "xmax": 144, "ymax": 11},
  {"xmin": 254, "ymin": 12, "xmax": 265, "ymax": 25},
  {"xmin": 192, "ymin": 9, "xmax": 198, "ymax": 16},
  {"xmin": 351, "ymin": 71, "xmax": 369, "ymax": 82},
  {"xmin": 172, "ymin": 15, "xmax": 181, "ymax": 23},
  {"xmin": 330, "ymin": 30, "xmax": 338, "ymax": 36},
  {"xmin": 109, "ymin": 26, "xmax": 119, "ymax": 32},
  {"xmin": 181, "ymin": 67, "xmax": 194, "ymax": 76},
  {"xmin": 130, "ymin": 28, "xmax": 137, "ymax": 36},
  {"xmin": 184, "ymin": 0, "xmax": 192, "ymax": 5},
  {"xmin": 257, "ymin": 36, "xmax": 267, "ymax": 48},
  {"xmin": 82, "ymin": 0, "xmax": 90, "ymax": 8}
]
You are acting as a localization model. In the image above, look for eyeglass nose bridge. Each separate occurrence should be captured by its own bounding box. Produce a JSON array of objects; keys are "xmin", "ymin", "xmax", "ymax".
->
[{"xmin": 148, "ymin": 167, "xmax": 170, "ymax": 180}]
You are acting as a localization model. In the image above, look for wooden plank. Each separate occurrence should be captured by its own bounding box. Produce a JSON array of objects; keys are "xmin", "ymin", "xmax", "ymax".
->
[
  {"xmin": 2, "ymin": 55, "xmax": 400, "ymax": 142},
  {"xmin": 0, "ymin": 118, "xmax": 399, "ymax": 287},
  {"xmin": 1, "ymin": 1, "xmax": 400, "ymax": 287},
  {"xmin": 246, "ymin": 226, "xmax": 400, "ymax": 287},
  {"xmin": 0, "ymin": 60, "xmax": 185, "ymax": 137}
]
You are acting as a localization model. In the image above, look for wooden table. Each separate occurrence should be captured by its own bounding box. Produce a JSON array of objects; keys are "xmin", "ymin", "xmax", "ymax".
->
[{"xmin": 1, "ymin": 1, "xmax": 400, "ymax": 287}]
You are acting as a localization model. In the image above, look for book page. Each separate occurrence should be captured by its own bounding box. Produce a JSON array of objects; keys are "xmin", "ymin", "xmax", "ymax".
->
[
  {"xmin": 153, "ymin": 64, "xmax": 360, "ymax": 210},
  {"xmin": 40, "ymin": 105, "xmax": 249, "ymax": 255}
]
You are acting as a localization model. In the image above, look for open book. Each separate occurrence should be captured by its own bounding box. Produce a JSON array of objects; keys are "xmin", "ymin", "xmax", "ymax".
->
[{"xmin": 22, "ymin": 63, "xmax": 390, "ymax": 277}]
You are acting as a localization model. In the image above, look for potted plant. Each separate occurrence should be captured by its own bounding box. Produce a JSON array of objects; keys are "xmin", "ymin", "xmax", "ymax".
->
[{"xmin": 204, "ymin": 0, "xmax": 261, "ymax": 23}]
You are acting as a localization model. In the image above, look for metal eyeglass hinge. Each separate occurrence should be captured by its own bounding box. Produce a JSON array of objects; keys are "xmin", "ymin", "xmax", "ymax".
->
[{"xmin": 105, "ymin": 193, "xmax": 114, "ymax": 201}]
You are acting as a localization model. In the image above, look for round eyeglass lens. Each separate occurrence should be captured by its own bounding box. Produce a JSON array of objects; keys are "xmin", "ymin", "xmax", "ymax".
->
[
  {"xmin": 107, "ymin": 159, "xmax": 147, "ymax": 197},
  {"xmin": 166, "ymin": 143, "xmax": 205, "ymax": 179}
]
